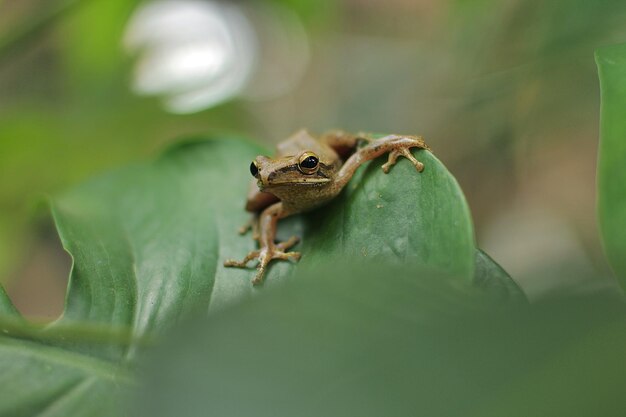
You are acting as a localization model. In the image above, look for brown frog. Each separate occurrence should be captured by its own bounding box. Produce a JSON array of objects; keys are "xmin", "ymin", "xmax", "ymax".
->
[{"xmin": 224, "ymin": 129, "xmax": 430, "ymax": 284}]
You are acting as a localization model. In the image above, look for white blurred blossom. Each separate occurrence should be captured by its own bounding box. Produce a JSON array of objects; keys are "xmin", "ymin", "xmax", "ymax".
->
[{"xmin": 124, "ymin": 0, "xmax": 310, "ymax": 114}]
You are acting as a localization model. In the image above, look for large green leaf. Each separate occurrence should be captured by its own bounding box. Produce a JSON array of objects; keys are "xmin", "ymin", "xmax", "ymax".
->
[
  {"xmin": 136, "ymin": 264, "xmax": 626, "ymax": 417},
  {"xmin": 49, "ymin": 137, "xmax": 268, "ymax": 360},
  {"xmin": 596, "ymin": 42, "xmax": 626, "ymax": 288},
  {"xmin": 0, "ymin": 134, "xmax": 518, "ymax": 415}
]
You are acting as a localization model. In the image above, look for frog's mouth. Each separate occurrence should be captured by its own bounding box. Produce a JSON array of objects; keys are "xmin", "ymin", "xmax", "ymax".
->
[{"xmin": 264, "ymin": 178, "xmax": 332, "ymax": 187}]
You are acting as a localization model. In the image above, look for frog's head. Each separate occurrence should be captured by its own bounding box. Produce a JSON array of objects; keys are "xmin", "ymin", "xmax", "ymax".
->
[{"xmin": 250, "ymin": 151, "xmax": 334, "ymax": 191}]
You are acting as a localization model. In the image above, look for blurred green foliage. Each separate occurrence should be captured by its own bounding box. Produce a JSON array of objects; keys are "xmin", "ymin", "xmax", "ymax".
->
[
  {"xmin": 446, "ymin": 0, "xmax": 626, "ymax": 150},
  {"xmin": 137, "ymin": 264, "xmax": 626, "ymax": 417}
]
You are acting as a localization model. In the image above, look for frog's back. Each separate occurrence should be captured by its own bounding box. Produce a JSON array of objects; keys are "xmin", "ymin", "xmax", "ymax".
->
[{"xmin": 276, "ymin": 129, "xmax": 338, "ymax": 164}]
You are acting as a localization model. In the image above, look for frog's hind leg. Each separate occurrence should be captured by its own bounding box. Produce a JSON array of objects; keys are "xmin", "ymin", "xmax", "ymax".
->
[{"xmin": 238, "ymin": 215, "xmax": 260, "ymax": 241}]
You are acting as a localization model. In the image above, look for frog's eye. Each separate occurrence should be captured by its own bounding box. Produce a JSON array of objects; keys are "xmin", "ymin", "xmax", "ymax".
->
[
  {"xmin": 250, "ymin": 161, "xmax": 259, "ymax": 177},
  {"xmin": 298, "ymin": 152, "xmax": 319, "ymax": 174}
]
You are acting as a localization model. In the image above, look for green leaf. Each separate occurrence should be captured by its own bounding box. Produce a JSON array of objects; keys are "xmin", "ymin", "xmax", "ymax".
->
[
  {"xmin": 474, "ymin": 249, "xmax": 526, "ymax": 302},
  {"xmin": 596, "ymin": 42, "xmax": 626, "ymax": 288},
  {"xmin": 50, "ymin": 137, "xmax": 268, "ymax": 359},
  {"xmin": 0, "ymin": 336, "xmax": 132, "ymax": 417},
  {"xmin": 136, "ymin": 264, "xmax": 626, "ymax": 417},
  {"xmin": 0, "ymin": 285, "xmax": 19, "ymax": 317}
]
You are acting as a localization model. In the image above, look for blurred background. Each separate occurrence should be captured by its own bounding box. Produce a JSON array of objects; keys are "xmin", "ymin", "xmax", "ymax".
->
[{"xmin": 1, "ymin": 0, "xmax": 625, "ymax": 318}]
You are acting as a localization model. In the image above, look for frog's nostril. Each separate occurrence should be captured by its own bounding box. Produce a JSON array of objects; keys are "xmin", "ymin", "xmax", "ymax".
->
[{"xmin": 250, "ymin": 161, "xmax": 259, "ymax": 177}]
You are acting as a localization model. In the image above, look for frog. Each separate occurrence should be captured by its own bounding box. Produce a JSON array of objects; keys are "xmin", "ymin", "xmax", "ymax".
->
[{"xmin": 224, "ymin": 129, "xmax": 430, "ymax": 285}]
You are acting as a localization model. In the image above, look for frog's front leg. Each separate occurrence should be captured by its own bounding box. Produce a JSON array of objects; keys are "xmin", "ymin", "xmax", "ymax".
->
[
  {"xmin": 224, "ymin": 202, "xmax": 301, "ymax": 285},
  {"xmin": 237, "ymin": 215, "xmax": 260, "ymax": 241},
  {"xmin": 334, "ymin": 134, "xmax": 430, "ymax": 189}
]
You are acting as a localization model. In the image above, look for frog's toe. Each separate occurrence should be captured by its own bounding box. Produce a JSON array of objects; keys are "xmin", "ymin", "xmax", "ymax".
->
[
  {"xmin": 403, "ymin": 149, "xmax": 424, "ymax": 172},
  {"xmin": 381, "ymin": 150, "xmax": 401, "ymax": 173},
  {"xmin": 382, "ymin": 147, "xmax": 424, "ymax": 173},
  {"xmin": 276, "ymin": 235, "xmax": 300, "ymax": 251},
  {"xmin": 400, "ymin": 148, "xmax": 424, "ymax": 172},
  {"xmin": 224, "ymin": 250, "xmax": 260, "ymax": 268},
  {"xmin": 252, "ymin": 268, "xmax": 271, "ymax": 286},
  {"xmin": 275, "ymin": 250, "xmax": 301, "ymax": 261}
]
